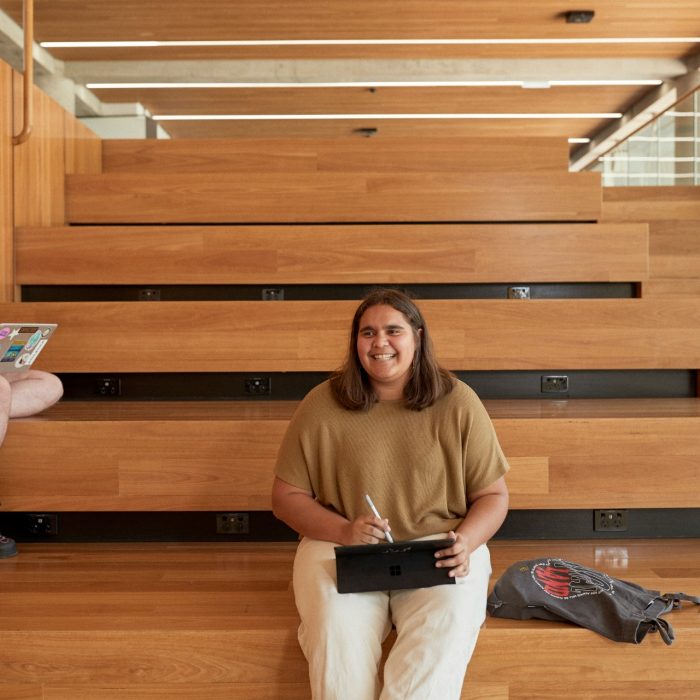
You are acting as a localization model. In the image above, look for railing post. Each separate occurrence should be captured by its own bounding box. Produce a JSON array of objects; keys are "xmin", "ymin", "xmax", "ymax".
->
[{"xmin": 12, "ymin": 0, "xmax": 34, "ymax": 146}]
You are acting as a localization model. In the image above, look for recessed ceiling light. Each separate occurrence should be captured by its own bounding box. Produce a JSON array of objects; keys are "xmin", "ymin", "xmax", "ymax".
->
[{"xmin": 565, "ymin": 10, "xmax": 595, "ymax": 24}]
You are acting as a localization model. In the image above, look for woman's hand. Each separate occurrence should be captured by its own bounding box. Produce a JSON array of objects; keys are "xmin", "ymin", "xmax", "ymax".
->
[
  {"xmin": 435, "ymin": 530, "xmax": 470, "ymax": 578},
  {"xmin": 342, "ymin": 515, "xmax": 392, "ymax": 545}
]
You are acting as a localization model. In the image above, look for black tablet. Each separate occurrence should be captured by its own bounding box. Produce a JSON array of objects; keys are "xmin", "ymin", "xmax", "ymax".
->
[{"xmin": 335, "ymin": 538, "xmax": 456, "ymax": 593}]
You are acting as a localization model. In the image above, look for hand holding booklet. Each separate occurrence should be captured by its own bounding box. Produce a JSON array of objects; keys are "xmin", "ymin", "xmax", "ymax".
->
[{"xmin": 0, "ymin": 324, "xmax": 57, "ymax": 372}]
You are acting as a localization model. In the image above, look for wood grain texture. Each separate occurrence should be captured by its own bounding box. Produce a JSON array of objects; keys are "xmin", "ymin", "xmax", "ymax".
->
[
  {"xmin": 102, "ymin": 137, "xmax": 570, "ymax": 174},
  {"xmin": 88, "ymin": 84, "xmax": 645, "ymax": 124},
  {"xmin": 64, "ymin": 171, "xmax": 602, "ymax": 223},
  {"xmin": 147, "ymin": 117, "xmax": 617, "ymax": 140},
  {"xmin": 648, "ymin": 220, "xmax": 700, "ymax": 280},
  {"xmin": 3, "ymin": 1, "xmax": 698, "ymax": 45},
  {"xmin": 2, "ymin": 399, "xmax": 699, "ymax": 511},
  {"xmin": 0, "ymin": 61, "xmax": 13, "ymax": 301},
  {"xmin": 0, "ymin": 298, "xmax": 698, "ymax": 372},
  {"xmin": 0, "ymin": 539, "xmax": 698, "ymax": 699},
  {"xmin": 64, "ymin": 116, "xmax": 102, "ymax": 175},
  {"xmin": 602, "ymin": 188, "xmax": 700, "ymax": 299},
  {"xmin": 603, "ymin": 187, "xmax": 700, "ymax": 222},
  {"xmin": 12, "ymin": 72, "xmax": 66, "ymax": 227},
  {"xmin": 644, "ymin": 280, "xmax": 700, "ymax": 298},
  {"xmin": 15, "ymin": 222, "xmax": 649, "ymax": 285}
]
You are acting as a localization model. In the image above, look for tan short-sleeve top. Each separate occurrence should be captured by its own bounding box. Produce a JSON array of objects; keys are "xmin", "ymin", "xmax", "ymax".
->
[{"xmin": 274, "ymin": 379, "xmax": 509, "ymax": 541}]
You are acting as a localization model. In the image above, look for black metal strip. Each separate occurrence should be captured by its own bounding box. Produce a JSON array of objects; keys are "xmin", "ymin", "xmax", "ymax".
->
[
  {"xmin": 2, "ymin": 509, "xmax": 698, "ymax": 543},
  {"xmin": 22, "ymin": 282, "xmax": 636, "ymax": 302},
  {"xmin": 57, "ymin": 370, "xmax": 696, "ymax": 401}
]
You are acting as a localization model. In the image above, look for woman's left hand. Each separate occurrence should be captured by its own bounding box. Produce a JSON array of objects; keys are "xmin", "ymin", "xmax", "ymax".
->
[{"xmin": 435, "ymin": 530, "xmax": 470, "ymax": 578}]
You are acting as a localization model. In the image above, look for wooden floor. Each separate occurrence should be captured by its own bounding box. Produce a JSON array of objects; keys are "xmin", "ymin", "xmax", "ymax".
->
[{"xmin": 0, "ymin": 539, "xmax": 698, "ymax": 699}]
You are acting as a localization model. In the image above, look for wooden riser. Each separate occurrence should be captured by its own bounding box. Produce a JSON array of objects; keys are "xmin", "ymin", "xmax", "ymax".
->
[
  {"xmin": 2, "ymin": 399, "xmax": 699, "ymax": 511},
  {"xmin": 3, "ymin": 299, "xmax": 700, "ymax": 373},
  {"xmin": 100, "ymin": 137, "xmax": 571, "ymax": 174},
  {"xmin": 64, "ymin": 171, "xmax": 602, "ymax": 224},
  {"xmin": 15, "ymin": 223, "xmax": 648, "ymax": 286}
]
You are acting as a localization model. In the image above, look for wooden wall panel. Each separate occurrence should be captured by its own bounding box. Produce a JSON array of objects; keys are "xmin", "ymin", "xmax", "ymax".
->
[
  {"xmin": 1, "ymin": 299, "xmax": 698, "ymax": 372},
  {"xmin": 65, "ymin": 171, "xmax": 602, "ymax": 223},
  {"xmin": 64, "ymin": 117, "xmax": 102, "ymax": 175},
  {"xmin": 648, "ymin": 221, "xmax": 700, "ymax": 280},
  {"xmin": 603, "ymin": 186, "xmax": 700, "ymax": 222},
  {"xmin": 0, "ymin": 61, "xmax": 13, "ymax": 301},
  {"xmin": 644, "ymin": 280, "xmax": 700, "ymax": 297},
  {"xmin": 603, "ymin": 188, "xmax": 700, "ymax": 299},
  {"xmin": 2, "ymin": 399, "xmax": 698, "ymax": 511},
  {"xmin": 12, "ymin": 71, "xmax": 66, "ymax": 227},
  {"xmin": 101, "ymin": 137, "xmax": 570, "ymax": 174},
  {"xmin": 15, "ymin": 222, "xmax": 649, "ymax": 285}
]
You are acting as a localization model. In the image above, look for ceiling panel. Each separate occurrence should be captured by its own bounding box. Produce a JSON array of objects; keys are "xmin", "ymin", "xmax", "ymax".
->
[
  {"xmin": 0, "ymin": 0, "xmax": 698, "ymax": 143},
  {"xmin": 3, "ymin": 1, "xmax": 700, "ymax": 43}
]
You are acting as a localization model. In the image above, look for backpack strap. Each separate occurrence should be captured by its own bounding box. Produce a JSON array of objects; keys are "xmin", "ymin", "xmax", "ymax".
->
[
  {"xmin": 664, "ymin": 592, "xmax": 700, "ymax": 608},
  {"xmin": 640, "ymin": 596, "xmax": 676, "ymax": 645},
  {"xmin": 639, "ymin": 593, "xmax": 700, "ymax": 646}
]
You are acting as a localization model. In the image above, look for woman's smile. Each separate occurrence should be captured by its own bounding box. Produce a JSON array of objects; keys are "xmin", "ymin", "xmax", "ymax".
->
[{"xmin": 356, "ymin": 304, "xmax": 419, "ymax": 400}]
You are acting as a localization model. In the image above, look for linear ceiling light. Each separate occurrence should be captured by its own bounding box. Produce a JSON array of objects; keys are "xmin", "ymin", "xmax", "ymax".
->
[
  {"xmin": 152, "ymin": 112, "xmax": 622, "ymax": 121},
  {"xmin": 86, "ymin": 79, "xmax": 662, "ymax": 89},
  {"xmin": 41, "ymin": 38, "xmax": 700, "ymax": 48}
]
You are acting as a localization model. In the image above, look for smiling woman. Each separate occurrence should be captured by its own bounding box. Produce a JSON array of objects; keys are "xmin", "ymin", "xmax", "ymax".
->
[
  {"xmin": 332, "ymin": 287, "xmax": 454, "ymax": 410},
  {"xmin": 271, "ymin": 287, "xmax": 510, "ymax": 700}
]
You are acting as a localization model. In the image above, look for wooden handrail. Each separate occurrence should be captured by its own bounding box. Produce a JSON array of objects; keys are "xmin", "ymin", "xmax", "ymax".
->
[{"xmin": 12, "ymin": 0, "xmax": 34, "ymax": 146}]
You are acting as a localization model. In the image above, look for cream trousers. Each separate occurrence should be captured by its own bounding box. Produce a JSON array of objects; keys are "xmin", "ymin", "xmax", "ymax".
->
[{"xmin": 292, "ymin": 536, "xmax": 492, "ymax": 700}]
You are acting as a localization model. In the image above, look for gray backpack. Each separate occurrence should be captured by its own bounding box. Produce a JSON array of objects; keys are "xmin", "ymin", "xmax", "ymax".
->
[{"xmin": 487, "ymin": 557, "xmax": 699, "ymax": 645}]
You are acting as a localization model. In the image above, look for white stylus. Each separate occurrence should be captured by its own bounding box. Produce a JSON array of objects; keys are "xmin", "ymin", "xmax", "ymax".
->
[{"xmin": 364, "ymin": 493, "xmax": 394, "ymax": 543}]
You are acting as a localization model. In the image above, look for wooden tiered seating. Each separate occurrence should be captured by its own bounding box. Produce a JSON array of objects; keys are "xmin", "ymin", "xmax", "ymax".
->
[
  {"xmin": 2, "ymin": 66, "xmax": 700, "ymax": 698},
  {"xmin": 63, "ymin": 137, "xmax": 603, "ymax": 224},
  {"xmin": 0, "ymin": 539, "xmax": 697, "ymax": 699}
]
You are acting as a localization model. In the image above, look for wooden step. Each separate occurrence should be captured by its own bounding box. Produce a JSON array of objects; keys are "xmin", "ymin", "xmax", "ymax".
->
[
  {"xmin": 0, "ymin": 539, "xmax": 698, "ymax": 699},
  {"xmin": 3, "ymin": 398, "xmax": 699, "ymax": 511},
  {"xmin": 3, "ymin": 298, "xmax": 700, "ymax": 373},
  {"xmin": 64, "ymin": 171, "xmax": 602, "ymax": 224},
  {"xmin": 15, "ymin": 222, "xmax": 648, "ymax": 286},
  {"xmin": 101, "ymin": 137, "xmax": 571, "ymax": 174}
]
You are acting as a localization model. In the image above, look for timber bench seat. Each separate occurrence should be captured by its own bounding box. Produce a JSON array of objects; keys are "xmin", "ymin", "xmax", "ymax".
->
[
  {"xmin": 2, "ymin": 398, "xmax": 699, "ymax": 512},
  {"xmin": 0, "ymin": 539, "xmax": 698, "ymax": 699}
]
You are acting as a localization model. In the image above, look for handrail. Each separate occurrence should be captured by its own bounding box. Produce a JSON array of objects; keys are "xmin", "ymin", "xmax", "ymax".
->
[{"xmin": 12, "ymin": 0, "xmax": 34, "ymax": 146}]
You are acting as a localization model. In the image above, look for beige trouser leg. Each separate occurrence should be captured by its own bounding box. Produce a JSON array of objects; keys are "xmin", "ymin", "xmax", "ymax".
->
[
  {"xmin": 381, "ymin": 543, "xmax": 491, "ymax": 700},
  {"xmin": 292, "ymin": 537, "xmax": 491, "ymax": 700},
  {"xmin": 293, "ymin": 537, "xmax": 393, "ymax": 700}
]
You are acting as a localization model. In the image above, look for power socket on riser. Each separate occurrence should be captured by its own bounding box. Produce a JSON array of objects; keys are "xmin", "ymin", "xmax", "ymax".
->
[{"xmin": 594, "ymin": 509, "xmax": 628, "ymax": 531}]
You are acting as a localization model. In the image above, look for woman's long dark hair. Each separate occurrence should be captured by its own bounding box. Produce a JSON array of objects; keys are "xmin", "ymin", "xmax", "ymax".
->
[{"xmin": 330, "ymin": 288, "xmax": 454, "ymax": 411}]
